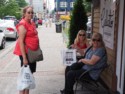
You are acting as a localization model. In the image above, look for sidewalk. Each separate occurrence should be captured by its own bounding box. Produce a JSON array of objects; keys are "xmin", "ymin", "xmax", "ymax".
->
[
  {"xmin": 0, "ymin": 23, "xmax": 109, "ymax": 94},
  {"xmin": 32, "ymin": 23, "xmax": 66, "ymax": 94}
]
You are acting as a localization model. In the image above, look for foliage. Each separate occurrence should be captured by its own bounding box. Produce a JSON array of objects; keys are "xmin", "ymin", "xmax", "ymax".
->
[
  {"xmin": 0, "ymin": 0, "xmax": 7, "ymax": 6},
  {"xmin": 68, "ymin": 0, "xmax": 88, "ymax": 46},
  {"xmin": 83, "ymin": 0, "xmax": 91, "ymax": 13},
  {"xmin": 0, "ymin": 0, "xmax": 22, "ymax": 19},
  {"xmin": 85, "ymin": 0, "xmax": 92, "ymax": 2},
  {"xmin": 16, "ymin": 0, "xmax": 27, "ymax": 8}
]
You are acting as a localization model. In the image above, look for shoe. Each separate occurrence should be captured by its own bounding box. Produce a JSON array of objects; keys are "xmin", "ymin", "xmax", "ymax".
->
[
  {"xmin": 60, "ymin": 89, "xmax": 65, "ymax": 94},
  {"xmin": 60, "ymin": 89, "xmax": 74, "ymax": 94}
]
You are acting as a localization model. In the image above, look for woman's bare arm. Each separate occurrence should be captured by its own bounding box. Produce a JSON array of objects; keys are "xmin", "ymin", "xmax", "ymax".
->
[
  {"xmin": 78, "ymin": 55, "xmax": 101, "ymax": 65},
  {"xmin": 18, "ymin": 25, "xmax": 28, "ymax": 65}
]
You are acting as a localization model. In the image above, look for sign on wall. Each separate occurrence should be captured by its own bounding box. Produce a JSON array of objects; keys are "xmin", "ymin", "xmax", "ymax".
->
[{"xmin": 100, "ymin": 0, "xmax": 116, "ymax": 49}]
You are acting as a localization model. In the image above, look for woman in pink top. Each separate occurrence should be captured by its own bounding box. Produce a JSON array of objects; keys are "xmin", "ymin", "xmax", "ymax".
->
[
  {"xmin": 71, "ymin": 30, "xmax": 89, "ymax": 56},
  {"xmin": 14, "ymin": 6, "xmax": 39, "ymax": 94}
]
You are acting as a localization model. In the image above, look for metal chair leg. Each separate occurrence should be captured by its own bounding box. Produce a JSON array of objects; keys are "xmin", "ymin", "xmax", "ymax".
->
[{"xmin": 74, "ymin": 81, "xmax": 78, "ymax": 94}]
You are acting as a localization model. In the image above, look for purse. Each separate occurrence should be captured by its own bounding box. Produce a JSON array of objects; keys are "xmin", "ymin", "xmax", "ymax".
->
[{"xmin": 27, "ymin": 47, "xmax": 43, "ymax": 63}]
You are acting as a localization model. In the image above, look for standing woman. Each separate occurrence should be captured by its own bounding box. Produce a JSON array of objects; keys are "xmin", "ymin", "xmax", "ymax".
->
[
  {"xmin": 14, "ymin": 6, "xmax": 39, "ymax": 94},
  {"xmin": 71, "ymin": 30, "xmax": 89, "ymax": 56}
]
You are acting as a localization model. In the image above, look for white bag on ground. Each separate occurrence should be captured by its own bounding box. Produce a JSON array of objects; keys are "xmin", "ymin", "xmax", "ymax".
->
[{"xmin": 17, "ymin": 65, "xmax": 35, "ymax": 90}]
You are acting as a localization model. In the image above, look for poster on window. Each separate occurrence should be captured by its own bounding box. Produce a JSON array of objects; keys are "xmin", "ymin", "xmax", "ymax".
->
[
  {"xmin": 100, "ymin": 0, "xmax": 116, "ymax": 49},
  {"xmin": 62, "ymin": 49, "xmax": 76, "ymax": 66}
]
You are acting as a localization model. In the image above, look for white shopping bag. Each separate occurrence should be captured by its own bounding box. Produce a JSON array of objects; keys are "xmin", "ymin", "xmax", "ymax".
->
[
  {"xmin": 17, "ymin": 65, "xmax": 36, "ymax": 90},
  {"xmin": 62, "ymin": 49, "xmax": 77, "ymax": 66}
]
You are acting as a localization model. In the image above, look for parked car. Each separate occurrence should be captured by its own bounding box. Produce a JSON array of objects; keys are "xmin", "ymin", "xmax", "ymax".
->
[
  {"xmin": 0, "ymin": 29, "xmax": 6, "ymax": 49},
  {"xmin": 38, "ymin": 18, "xmax": 42, "ymax": 25},
  {"xmin": 3, "ymin": 15, "xmax": 19, "ymax": 25},
  {"xmin": 3, "ymin": 15, "xmax": 16, "ymax": 20},
  {"xmin": 0, "ymin": 20, "xmax": 18, "ymax": 40}
]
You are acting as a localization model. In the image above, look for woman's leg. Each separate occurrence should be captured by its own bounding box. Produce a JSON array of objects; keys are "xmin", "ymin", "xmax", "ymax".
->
[
  {"xmin": 19, "ymin": 55, "xmax": 36, "ymax": 73},
  {"xmin": 24, "ymin": 89, "xmax": 29, "ymax": 94},
  {"xmin": 65, "ymin": 62, "xmax": 84, "ymax": 77},
  {"xmin": 19, "ymin": 90, "xmax": 24, "ymax": 94},
  {"xmin": 63, "ymin": 62, "xmax": 84, "ymax": 90},
  {"xmin": 65, "ymin": 68, "xmax": 86, "ymax": 94},
  {"xmin": 19, "ymin": 56, "xmax": 35, "ymax": 94}
]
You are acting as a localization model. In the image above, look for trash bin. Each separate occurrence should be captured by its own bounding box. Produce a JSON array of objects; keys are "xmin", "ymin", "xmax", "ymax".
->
[{"xmin": 55, "ymin": 22, "xmax": 62, "ymax": 33}]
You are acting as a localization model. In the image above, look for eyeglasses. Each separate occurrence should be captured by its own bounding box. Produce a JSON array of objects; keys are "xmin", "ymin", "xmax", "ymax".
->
[
  {"xmin": 92, "ymin": 39, "xmax": 101, "ymax": 42},
  {"xmin": 79, "ymin": 34, "xmax": 86, "ymax": 36},
  {"xmin": 27, "ymin": 11, "xmax": 34, "ymax": 14}
]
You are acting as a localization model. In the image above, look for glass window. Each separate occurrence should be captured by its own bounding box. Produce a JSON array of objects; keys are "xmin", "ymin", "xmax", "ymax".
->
[
  {"xmin": 60, "ymin": 2, "xmax": 67, "ymax": 8},
  {"xmin": 70, "ymin": 2, "xmax": 74, "ymax": 8}
]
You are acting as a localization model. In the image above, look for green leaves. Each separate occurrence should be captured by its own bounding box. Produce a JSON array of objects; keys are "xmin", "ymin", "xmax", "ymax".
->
[
  {"xmin": 16, "ymin": 0, "xmax": 27, "ymax": 8},
  {"xmin": 0, "ymin": 0, "xmax": 27, "ymax": 19},
  {"xmin": 68, "ymin": 0, "xmax": 88, "ymax": 46}
]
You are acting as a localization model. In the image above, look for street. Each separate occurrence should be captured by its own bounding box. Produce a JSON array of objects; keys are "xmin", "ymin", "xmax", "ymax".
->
[{"xmin": 0, "ymin": 23, "xmax": 66, "ymax": 94}]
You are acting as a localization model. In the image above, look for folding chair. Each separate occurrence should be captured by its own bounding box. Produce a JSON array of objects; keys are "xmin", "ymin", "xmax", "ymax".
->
[{"xmin": 74, "ymin": 61, "xmax": 108, "ymax": 94}]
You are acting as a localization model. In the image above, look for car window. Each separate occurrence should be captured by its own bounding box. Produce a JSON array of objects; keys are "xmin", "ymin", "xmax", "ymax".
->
[{"xmin": 0, "ymin": 30, "xmax": 3, "ymax": 32}]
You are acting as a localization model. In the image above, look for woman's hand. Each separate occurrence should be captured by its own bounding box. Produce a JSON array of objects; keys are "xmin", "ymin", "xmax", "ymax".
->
[
  {"xmin": 23, "ymin": 58, "xmax": 28, "ymax": 65},
  {"xmin": 78, "ymin": 59, "xmax": 83, "ymax": 63},
  {"xmin": 70, "ymin": 44, "xmax": 75, "ymax": 48}
]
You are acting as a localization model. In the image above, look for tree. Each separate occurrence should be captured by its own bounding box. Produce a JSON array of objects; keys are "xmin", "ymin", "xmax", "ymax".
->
[
  {"xmin": 0, "ymin": 0, "xmax": 7, "ymax": 18},
  {"xmin": 16, "ymin": 0, "xmax": 27, "ymax": 8},
  {"xmin": 83, "ymin": 0, "xmax": 91, "ymax": 13},
  {"xmin": 68, "ymin": 0, "xmax": 88, "ymax": 46},
  {"xmin": 0, "ymin": 0, "xmax": 7, "ymax": 6},
  {"xmin": 0, "ymin": 0, "xmax": 21, "ymax": 19}
]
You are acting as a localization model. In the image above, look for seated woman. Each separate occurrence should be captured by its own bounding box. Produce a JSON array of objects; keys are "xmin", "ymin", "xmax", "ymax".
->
[
  {"xmin": 60, "ymin": 32, "xmax": 107, "ymax": 94},
  {"xmin": 70, "ymin": 29, "xmax": 89, "ymax": 56}
]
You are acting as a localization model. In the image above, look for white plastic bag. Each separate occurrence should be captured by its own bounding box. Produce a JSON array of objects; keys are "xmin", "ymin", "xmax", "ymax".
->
[{"xmin": 17, "ymin": 65, "xmax": 36, "ymax": 90}]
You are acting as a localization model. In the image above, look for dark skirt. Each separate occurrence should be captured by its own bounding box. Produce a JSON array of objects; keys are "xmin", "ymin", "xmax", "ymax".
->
[{"xmin": 19, "ymin": 55, "xmax": 36, "ymax": 73}]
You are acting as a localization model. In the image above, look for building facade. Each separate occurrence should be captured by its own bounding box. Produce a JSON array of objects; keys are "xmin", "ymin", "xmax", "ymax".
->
[
  {"xmin": 89, "ymin": 0, "xmax": 125, "ymax": 93},
  {"xmin": 55, "ymin": 0, "xmax": 75, "ymax": 19}
]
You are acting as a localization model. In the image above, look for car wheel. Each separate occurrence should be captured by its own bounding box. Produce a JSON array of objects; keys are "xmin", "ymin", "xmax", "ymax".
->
[
  {"xmin": 0, "ymin": 38, "xmax": 6, "ymax": 49},
  {"xmin": 14, "ymin": 33, "xmax": 18, "ymax": 40}
]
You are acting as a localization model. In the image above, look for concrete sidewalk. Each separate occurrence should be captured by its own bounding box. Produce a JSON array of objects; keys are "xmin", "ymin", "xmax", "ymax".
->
[{"xmin": 0, "ymin": 23, "xmax": 109, "ymax": 94}]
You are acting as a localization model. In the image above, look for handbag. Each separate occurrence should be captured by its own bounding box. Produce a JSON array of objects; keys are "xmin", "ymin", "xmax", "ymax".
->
[
  {"xmin": 17, "ymin": 65, "xmax": 36, "ymax": 90},
  {"xmin": 27, "ymin": 47, "xmax": 43, "ymax": 63}
]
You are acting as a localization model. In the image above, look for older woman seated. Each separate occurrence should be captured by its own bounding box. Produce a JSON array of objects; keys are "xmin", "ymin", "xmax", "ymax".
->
[{"xmin": 60, "ymin": 32, "xmax": 107, "ymax": 94}]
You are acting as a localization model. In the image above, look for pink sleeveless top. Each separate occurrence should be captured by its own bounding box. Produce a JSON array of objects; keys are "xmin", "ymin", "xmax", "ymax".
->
[
  {"xmin": 77, "ymin": 42, "xmax": 87, "ymax": 49},
  {"xmin": 13, "ymin": 19, "xmax": 39, "ymax": 55}
]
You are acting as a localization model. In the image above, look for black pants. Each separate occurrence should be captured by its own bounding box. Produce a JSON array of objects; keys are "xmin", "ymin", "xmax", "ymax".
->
[
  {"xmin": 64, "ymin": 62, "xmax": 92, "ymax": 94},
  {"xmin": 19, "ymin": 55, "xmax": 36, "ymax": 73}
]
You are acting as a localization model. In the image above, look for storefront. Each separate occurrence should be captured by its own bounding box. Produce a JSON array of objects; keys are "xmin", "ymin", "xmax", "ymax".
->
[{"xmin": 90, "ymin": 0, "xmax": 125, "ymax": 93}]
